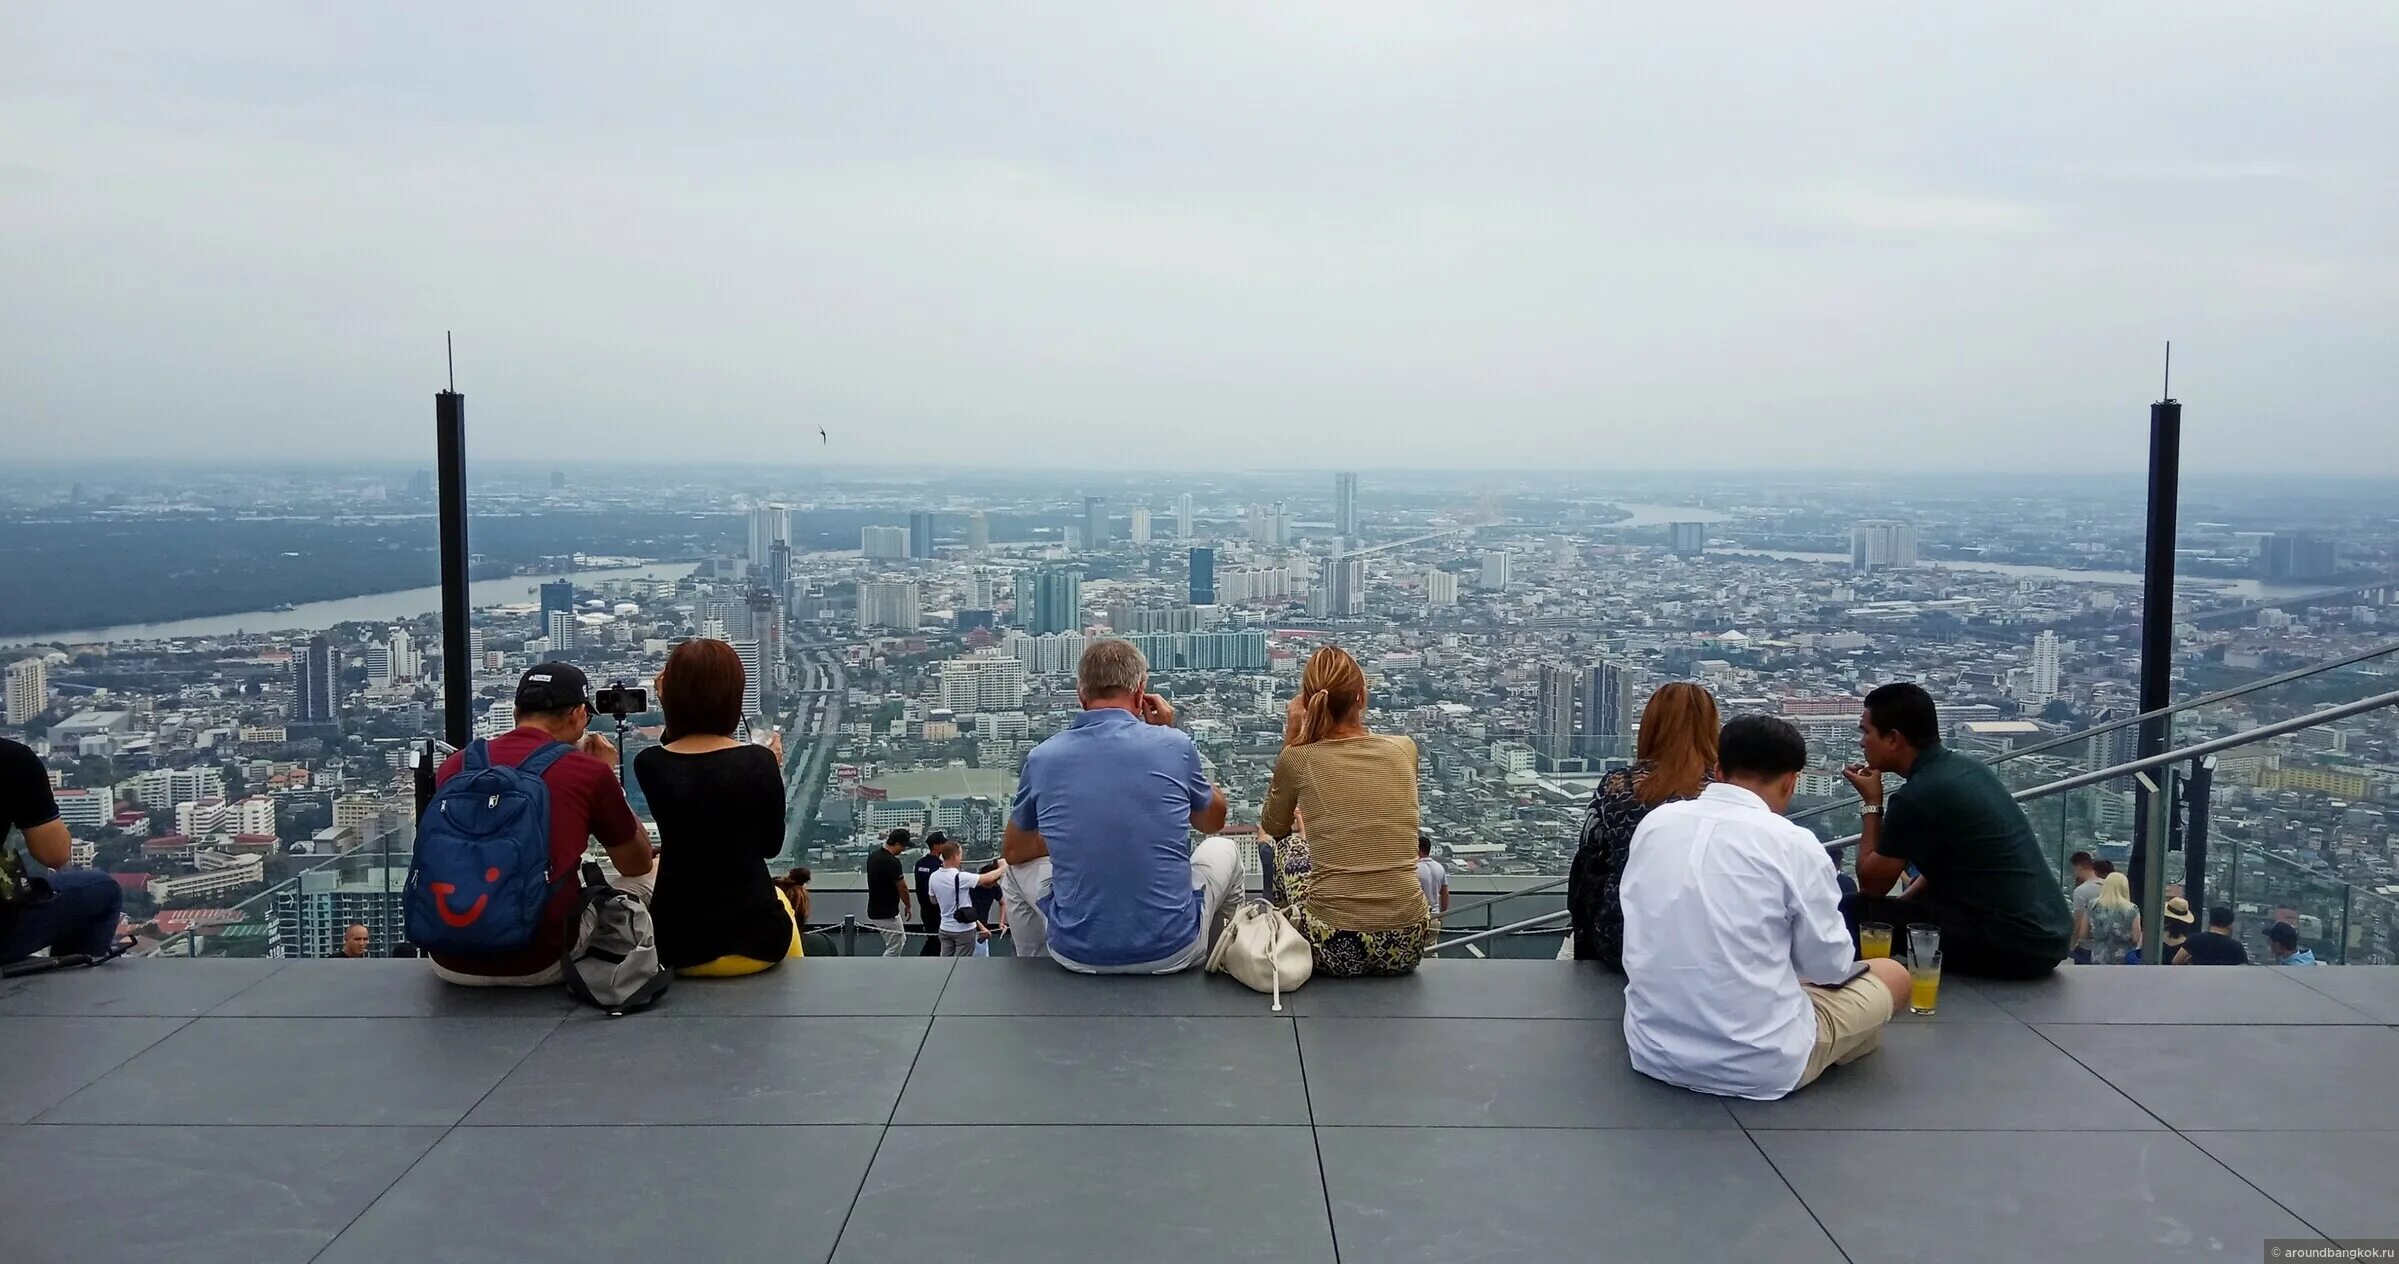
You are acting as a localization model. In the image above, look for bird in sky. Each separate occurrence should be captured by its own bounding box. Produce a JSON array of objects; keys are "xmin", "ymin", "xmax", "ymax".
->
[{"xmin": 818, "ymin": 428, "xmax": 828, "ymax": 445}]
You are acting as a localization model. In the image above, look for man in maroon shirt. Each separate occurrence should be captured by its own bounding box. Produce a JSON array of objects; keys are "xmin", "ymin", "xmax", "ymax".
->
[{"xmin": 428, "ymin": 663, "xmax": 655, "ymax": 986}]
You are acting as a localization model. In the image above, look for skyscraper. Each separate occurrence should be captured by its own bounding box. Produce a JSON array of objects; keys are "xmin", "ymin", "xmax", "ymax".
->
[
  {"xmin": 749, "ymin": 504, "xmax": 790, "ymax": 568},
  {"xmin": 748, "ymin": 589, "xmax": 781, "ymax": 697},
  {"xmin": 1479, "ymin": 551, "xmax": 1511, "ymax": 591},
  {"xmin": 1668, "ymin": 521, "xmax": 1708, "ymax": 558},
  {"xmin": 1177, "ymin": 493, "xmax": 1194, "ymax": 540},
  {"xmin": 2262, "ymin": 532, "xmax": 2337, "ymax": 580},
  {"xmin": 966, "ymin": 510, "xmax": 990, "ymax": 554},
  {"xmin": 1031, "ymin": 565, "xmax": 1085, "ymax": 636},
  {"xmin": 1423, "ymin": 569, "xmax": 1458, "ymax": 606},
  {"xmin": 766, "ymin": 540, "xmax": 793, "ymax": 608},
  {"xmin": 861, "ymin": 525, "xmax": 910, "ymax": 560},
  {"xmin": 1850, "ymin": 521, "xmax": 1919, "ymax": 572},
  {"xmin": 1269, "ymin": 501, "xmax": 1289, "ymax": 547},
  {"xmin": 2028, "ymin": 630, "xmax": 2061, "ymax": 705},
  {"xmin": 909, "ymin": 511, "xmax": 937, "ymax": 560},
  {"xmin": 539, "ymin": 579, "xmax": 576, "ymax": 619},
  {"xmin": 546, "ymin": 609, "xmax": 578, "ymax": 652},
  {"xmin": 858, "ymin": 582, "xmax": 922, "ymax": 632},
  {"xmin": 1083, "ymin": 496, "xmax": 1109, "ymax": 551},
  {"xmin": 732, "ymin": 639, "xmax": 763, "ymax": 719},
  {"xmin": 1535, "ymin": 663, "xmax": 1578, "ymax": 770},
  {"xmin": 1334, "ymin": 472, "xmax": 1359, "ymax": 540},
  {"xmin": 1128, "ymin": 506, "xmax": 1152, "ymax": 545},
  {"xmin": 1578, "ymin": 660, "xmax": 1630, "ymax": 760},
  {"xmin": 1327, "ymin": 555, "xmax": 1365, "ymax": 617},
  {"xmin": 6, "ymin": 657, "xmax": 47, "ymax": 726},
  {"xmin": 1188, "ymin": 547, "xmax": 1216, "ymax": 606},
  {"xmin": 288, "ymin": 636, "xmax": 339, "ymax": 724}
]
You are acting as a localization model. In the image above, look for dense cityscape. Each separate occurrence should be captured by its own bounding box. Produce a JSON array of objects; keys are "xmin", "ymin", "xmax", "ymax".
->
[{"xmin": 3, "ymin": 464, "xmax": 2393, "ymax": 964}]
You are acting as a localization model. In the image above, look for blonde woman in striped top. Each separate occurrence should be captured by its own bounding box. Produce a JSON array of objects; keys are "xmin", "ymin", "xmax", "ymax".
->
[{"xmin": 1261, "ymin": 645, "xmax": 1434, "ymax": 976}]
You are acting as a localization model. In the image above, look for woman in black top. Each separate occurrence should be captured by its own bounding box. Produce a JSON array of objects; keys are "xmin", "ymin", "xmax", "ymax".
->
[
  {"xmin": 635, "ymin": 638, "xmax": 796, "ymax": 972},
  {"xmin": 1566, "ymin": 683, "xmax": 1719, "ymax": 968}
]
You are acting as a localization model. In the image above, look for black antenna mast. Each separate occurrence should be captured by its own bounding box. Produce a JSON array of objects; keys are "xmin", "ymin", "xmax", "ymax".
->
[
  {"xmin": 446, "ymin": 331, "xmax": 456, "ymax": 393},
  {"xmin": 2162, "ymin": 340, "xmax": 2172, "ymax": 401}
]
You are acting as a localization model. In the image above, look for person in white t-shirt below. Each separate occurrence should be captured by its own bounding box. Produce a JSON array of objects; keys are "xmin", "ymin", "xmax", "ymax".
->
[
  {"xmin": 930, "ymin": 840, "xmax": 1006, "ymax": 958},
  {"xmin": 1414, "ymin": 835, "xmax": 1449, "ymax": 933},
  {"xmin": 1620, "ymin": 715, "xmax": 1911, "ymax": 1100}
]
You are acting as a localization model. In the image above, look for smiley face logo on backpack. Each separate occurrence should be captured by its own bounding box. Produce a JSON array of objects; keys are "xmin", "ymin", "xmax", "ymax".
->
[{"xmin": 428, "ymin": 867, "xmax": 503, "ymax": 927}]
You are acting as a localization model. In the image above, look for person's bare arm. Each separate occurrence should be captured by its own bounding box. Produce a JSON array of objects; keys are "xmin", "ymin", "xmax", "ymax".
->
[
  {"xmin": 1190, "ymin": 785, "xmax": 1229, "ymax": 837},
  {"xmin": 603, "ymin": 823, "xmax": 654, "ymax": 878},
  {"xmin": 1439, "ymin": 881, "xmax": 1451, "ymax": 914},
  {"xmin": 975, "ymin": 863, "xmax": 1007, "ymax": 887},
  {"xmin": 1003, "ymin": 820, "xmax": 1048, "ymax": 865},
  {"xmin": 22, "ymin": 818, "xmax": 72, "ymax": 870},
  {"xmin": 1853, "ymin": 812, "xmax": 1909, "ymax": 896},
  {"xmin": 2172, "ymin": 946, "xmax": 2192, "ymax": 965}
]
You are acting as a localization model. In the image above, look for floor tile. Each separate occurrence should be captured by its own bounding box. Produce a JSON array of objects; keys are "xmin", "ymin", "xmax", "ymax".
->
[
  {"xmin": 835, "ymin": 1126, "xmax": 1335, "ymax": 1264},
  {"xmin": 1976, "ymin": 967, "xmax": 2373, "ymax": 1024},
  {"xmin": 210, "ymin": 960, "xmax": 575, "ymax": 1017},
  {"xmin": 896, "ymin": 1016, "xmax": 1306, "ymax": 1125},
  {"xmin": 1318, "ymin": 1127, "xmax": 1844, "ymax": 1264},
  {"xmin": 935, "ymin": 957, "xmax": 1288, "ymax": 1016},
  {"xmin": 2281, "ymin": 966, "xmax": 2399, "ymax": 1024},
  {"xmin": 2039, "ymin": 1024, "xmax": 2399, "ymax": 1129},
  {"xmin": 0, "ymin": 959, "xmax": 283, "ymax": 1016},
  {"xmin": 1757, "ymin": 1130, "xmax": 2320, "ymax": 1263},
  {"xmin": 649, "ymin": 956, "xmax": 955, "ymax": 1016},
  {"xmin": 1299, "ymin": 1018, "xmax": 1736, "ymax": 1128},
  {"xmin": 318, "ymin": 1125, "xmax": 880, "ymax": 1264},
  {"xmin": 1730, "ymin": 1023, "xmax": 2160, "ymax": 1130},
  {"xmin": 0, "ymin": 1016, "xmax": 190, "ymax": 1122},
  {"xmin": 0, "ymin": 1124, "xmax": 445, "ymax": 1264},
  {"xmin": 465, "ymin": 1015, "xmax": 926, "ymax": 1125},
  {"xmin": 38, "ymin": 1016, "xmax": 560, "ymax": 1125},
  {"xmin": 1283, "ymin": 960, "xmax": 1625, "ymax": 1019},
  {"xmin": 2186, "ymin": 1131, "xmax": 2399, "ymax": 1243}
]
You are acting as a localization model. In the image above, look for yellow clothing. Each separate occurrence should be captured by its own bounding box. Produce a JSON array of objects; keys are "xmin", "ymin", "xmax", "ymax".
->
[
  {"xmin": 677, "ymin": 887, "xmax": 803, "ymax": 977},
  {"xmin": 1261, "ymin": 734, "xmax": 1429, "ymax": 932}
]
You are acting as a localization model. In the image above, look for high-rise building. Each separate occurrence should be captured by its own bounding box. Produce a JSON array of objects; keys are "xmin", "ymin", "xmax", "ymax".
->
[
  {"xmin": 1128, "ymin": 506, "xmax": 1152, "ymax": 545},
  {"xmin": 1668, "ymin": 521, "xmax": 1708, "ymax": 558},
  {"xmin": 1850, "ymin": 521, "xmax": 1919, "ymax": 572},
  {"xmin": 1579, "ymin": 660, "xmax": 1631, "ymax": 760},
  {"xmin": 1177, "ymin": 493, "xmax": 1194, "ymax": 540},
  {"xmin": 274, "ymin": 862, "xmax": 410, "ymax": 959},
  {"xmin": 6, "ymin": 657, "xmax": 48, "ymax": 726},
  {"xmin": 732, "ymin": 639, "xmax": 763, "ymax": 719},
  {"xmin": 1188, "ymin": 547, "xmax": 1216, "ymax": 605},
  {"xmin": 2028, "ymin": 630, "xmax": 2061, "ymax": 705},
  {"xmin": 1423, "ymin": 569, "xmax": 1458, "ymax": 607},
  {"xmin": 861, "ymin": 525, "xmax": 910, "ymax": 560},
  {"xmin": 748, "ymin": 590, "xmax": 781, "ymax": 697},
  {"xmin": 288, "ymin": 636, "xmax": 339, "ymax": 723},
  {"xmin": 366, "ymin": 640, "xmax": 394, "ymax": 687},
  {"xmin": 546, "ymin": 609, "xmax": 578, "ymax": 652},
  {"xmin": 765, "ymin": 540, "xmax": 793, "ymax": 608},
  {"xmin": 939, "ymin": 655, "xmax": 1029, "ymax": 711},
  {"xmin": 1083, "ymin": 496, "xmax": 1109, "ymax": 551},
  {"xmin": 749, "ymin": 504, "xmax": 790, "ymax": 567},
  {"xmin": 1535, "ymin": 663, "xmax": 1578, "ymax": 769},
  {"xmin": 1334, "ymin": 472, "xmax": 1359, "ymax": 540},
  {"xmin": 1327, "ymin": 555, "xmax": 1365, "ymax": 617},
  {"xmin": 858, "ymin": 581, "xmax": 922, "ymax": 632},
  {"xmin": 966, "ymin": 510, "xmax": 990, "ymax": 554},
  {"xmin": 1479, "ymin": 551, "xmax": 1511, "ymax": 591},
  {"xmin": 909, "ymin": 511, "xmax": 937, "ymax": 561},
  {"xmin": 1030, "ymin": 566, "xmax": 1085, "ymax": 636},
  {"xmin": 2261, "ymin": 532, "xmax": 2338, "ymax": 580},
  {"xmin": 1269, "ymin": 501, "xmax": 1290, "ymax": 547},
  {"xmin": 539, "ymin": 579, "xmax": 576, "ymax": 619}
]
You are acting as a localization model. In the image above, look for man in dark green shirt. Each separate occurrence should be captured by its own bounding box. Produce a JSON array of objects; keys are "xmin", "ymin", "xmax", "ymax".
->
[{"xmin": 1841, "ymin": 683, "xmax": 2070, "ymax": 978}]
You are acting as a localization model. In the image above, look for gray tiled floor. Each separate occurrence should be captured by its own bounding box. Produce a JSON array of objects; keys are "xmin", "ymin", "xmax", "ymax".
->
[{"xmin": 5, "ymin": 958, "xmax": 2390, "ymax": 1262}]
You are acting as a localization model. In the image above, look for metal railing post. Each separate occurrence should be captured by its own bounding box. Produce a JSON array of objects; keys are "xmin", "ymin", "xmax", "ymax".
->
[
  {"xmin": 840, "ymin": 915, "xmax": 858, "ymax": 958},
  {"xmin": 2139, "ymin": 764, "xmax": 2175, "ymax": 963},
  {"xmin": 2340, "ymin": 887, "xmax": 2354, "ymax": 965}
]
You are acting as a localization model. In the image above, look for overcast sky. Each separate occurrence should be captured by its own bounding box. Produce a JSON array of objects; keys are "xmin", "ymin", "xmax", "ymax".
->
[{"xmin": 4, "ymin": 3, "xmax": 2393, "ymax": 474}]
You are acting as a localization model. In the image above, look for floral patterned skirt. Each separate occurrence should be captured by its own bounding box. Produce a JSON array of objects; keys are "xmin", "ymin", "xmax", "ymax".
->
[{"xmin": 1263, "ymin": 836, "xmax": 1430, "ymax": 978}]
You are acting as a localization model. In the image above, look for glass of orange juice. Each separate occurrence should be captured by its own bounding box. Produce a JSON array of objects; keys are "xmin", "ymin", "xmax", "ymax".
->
[
  {"xmin": 1859, "ymin": 922, "xmax": 1894, "ymax": 959},
  {"xmin": 1908, "ymin": 951, "xmax": 1942, "ymax": 1015}
]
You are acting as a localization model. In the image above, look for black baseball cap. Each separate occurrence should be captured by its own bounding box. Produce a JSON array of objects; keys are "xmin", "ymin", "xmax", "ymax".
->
[
  {"xmin": 2265, "ymin": 922, "xmax": 2299, "ymax": 948},
  {"xmin": 515, "ymin": 662, "xmax": 592, "ymax": 713}
]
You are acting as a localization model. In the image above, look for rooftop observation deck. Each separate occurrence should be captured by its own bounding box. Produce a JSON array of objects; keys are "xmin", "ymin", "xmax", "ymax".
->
[{"xmin": 6, "ymin": 957, "xmax": 2398, "ymax": 1263}]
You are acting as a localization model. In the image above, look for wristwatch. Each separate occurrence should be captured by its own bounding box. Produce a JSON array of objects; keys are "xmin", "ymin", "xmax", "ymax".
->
[{"xmin": 1860, "ymin": 804, "xmax": 1882, "ymax": 817}]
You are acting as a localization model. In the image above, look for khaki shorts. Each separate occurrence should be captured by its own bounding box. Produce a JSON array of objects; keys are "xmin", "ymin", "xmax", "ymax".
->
[{"xmin": 1796, "ymin": 970, "xmax": 1893, "ymax": 1088}]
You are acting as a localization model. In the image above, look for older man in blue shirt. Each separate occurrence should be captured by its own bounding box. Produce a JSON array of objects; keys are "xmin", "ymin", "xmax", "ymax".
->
[{"xmin": 1001, "ymin": 638, "xmax": 1236, "ymax": 973}]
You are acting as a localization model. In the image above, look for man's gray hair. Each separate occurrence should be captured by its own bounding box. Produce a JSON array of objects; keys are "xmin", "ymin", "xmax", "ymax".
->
[{"xmin": 1078, "ymin": 638, "xmax": 1148, "ymax": 698}]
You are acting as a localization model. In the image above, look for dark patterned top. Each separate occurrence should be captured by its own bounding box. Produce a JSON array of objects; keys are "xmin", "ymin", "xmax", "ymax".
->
[{"xmin": 1567, "ymin": 760, "xmax": 1712, "ymax": 969}]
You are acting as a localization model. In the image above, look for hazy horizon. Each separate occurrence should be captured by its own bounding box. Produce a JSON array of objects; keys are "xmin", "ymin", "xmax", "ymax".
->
[{"xmin": 5, "ymin": 3, "xmax": 2395, "ymax": 474}]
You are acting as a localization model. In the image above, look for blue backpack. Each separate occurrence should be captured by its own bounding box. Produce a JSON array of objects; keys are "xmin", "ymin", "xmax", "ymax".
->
[{"xmin": 405, "ymin": 739, "xmax": 574, "ymax": 956}]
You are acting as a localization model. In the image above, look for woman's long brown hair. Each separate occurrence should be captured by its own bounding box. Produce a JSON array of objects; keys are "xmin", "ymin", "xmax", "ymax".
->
[
  {"xmin": 1634, "ymin": 682, "xmax": 1719, "ymax": 806},
  {"xmin": 1290, "ymin": 645, "xmax": 1368, "ymax": 747}
]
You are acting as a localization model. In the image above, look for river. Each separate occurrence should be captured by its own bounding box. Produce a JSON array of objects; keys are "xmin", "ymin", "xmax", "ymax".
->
[
  {"xmin": 1706, "ymin": 548, "xmax": 2323, "ymax": 598},
  {"xmin": 7, "ymin": 562, "xmax": 701, "ymax": 647},
  {"xmin": 1605, "ymin": 503, "xmax": 1733, "ymax": 528}
]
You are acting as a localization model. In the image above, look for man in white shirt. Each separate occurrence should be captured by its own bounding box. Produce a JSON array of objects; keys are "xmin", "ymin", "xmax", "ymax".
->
[
  {"xmin": 1414, "ymin": 835, "xmax": 1450, "ymax": 932},
  {"xmin": 1621, "ymin": 716, "xmax": 1910, "ymax": 1100},
  {"xmin": 929, "ymin": 840, "xmax": 1006, "ymax": 957}
]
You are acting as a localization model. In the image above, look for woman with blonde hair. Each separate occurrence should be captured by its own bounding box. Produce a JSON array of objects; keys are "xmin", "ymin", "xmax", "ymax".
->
[
  {"xmin": 1260, "ymin": 644, "xmax": 1432, "ymax": 976},
  {"xmin": 1567, "ymin": 682, "xmax": 1720, "ymax": 968},
  {"xmin": 2079, "ymin": 871, "xmax": 2142, "ymax": 965}
]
